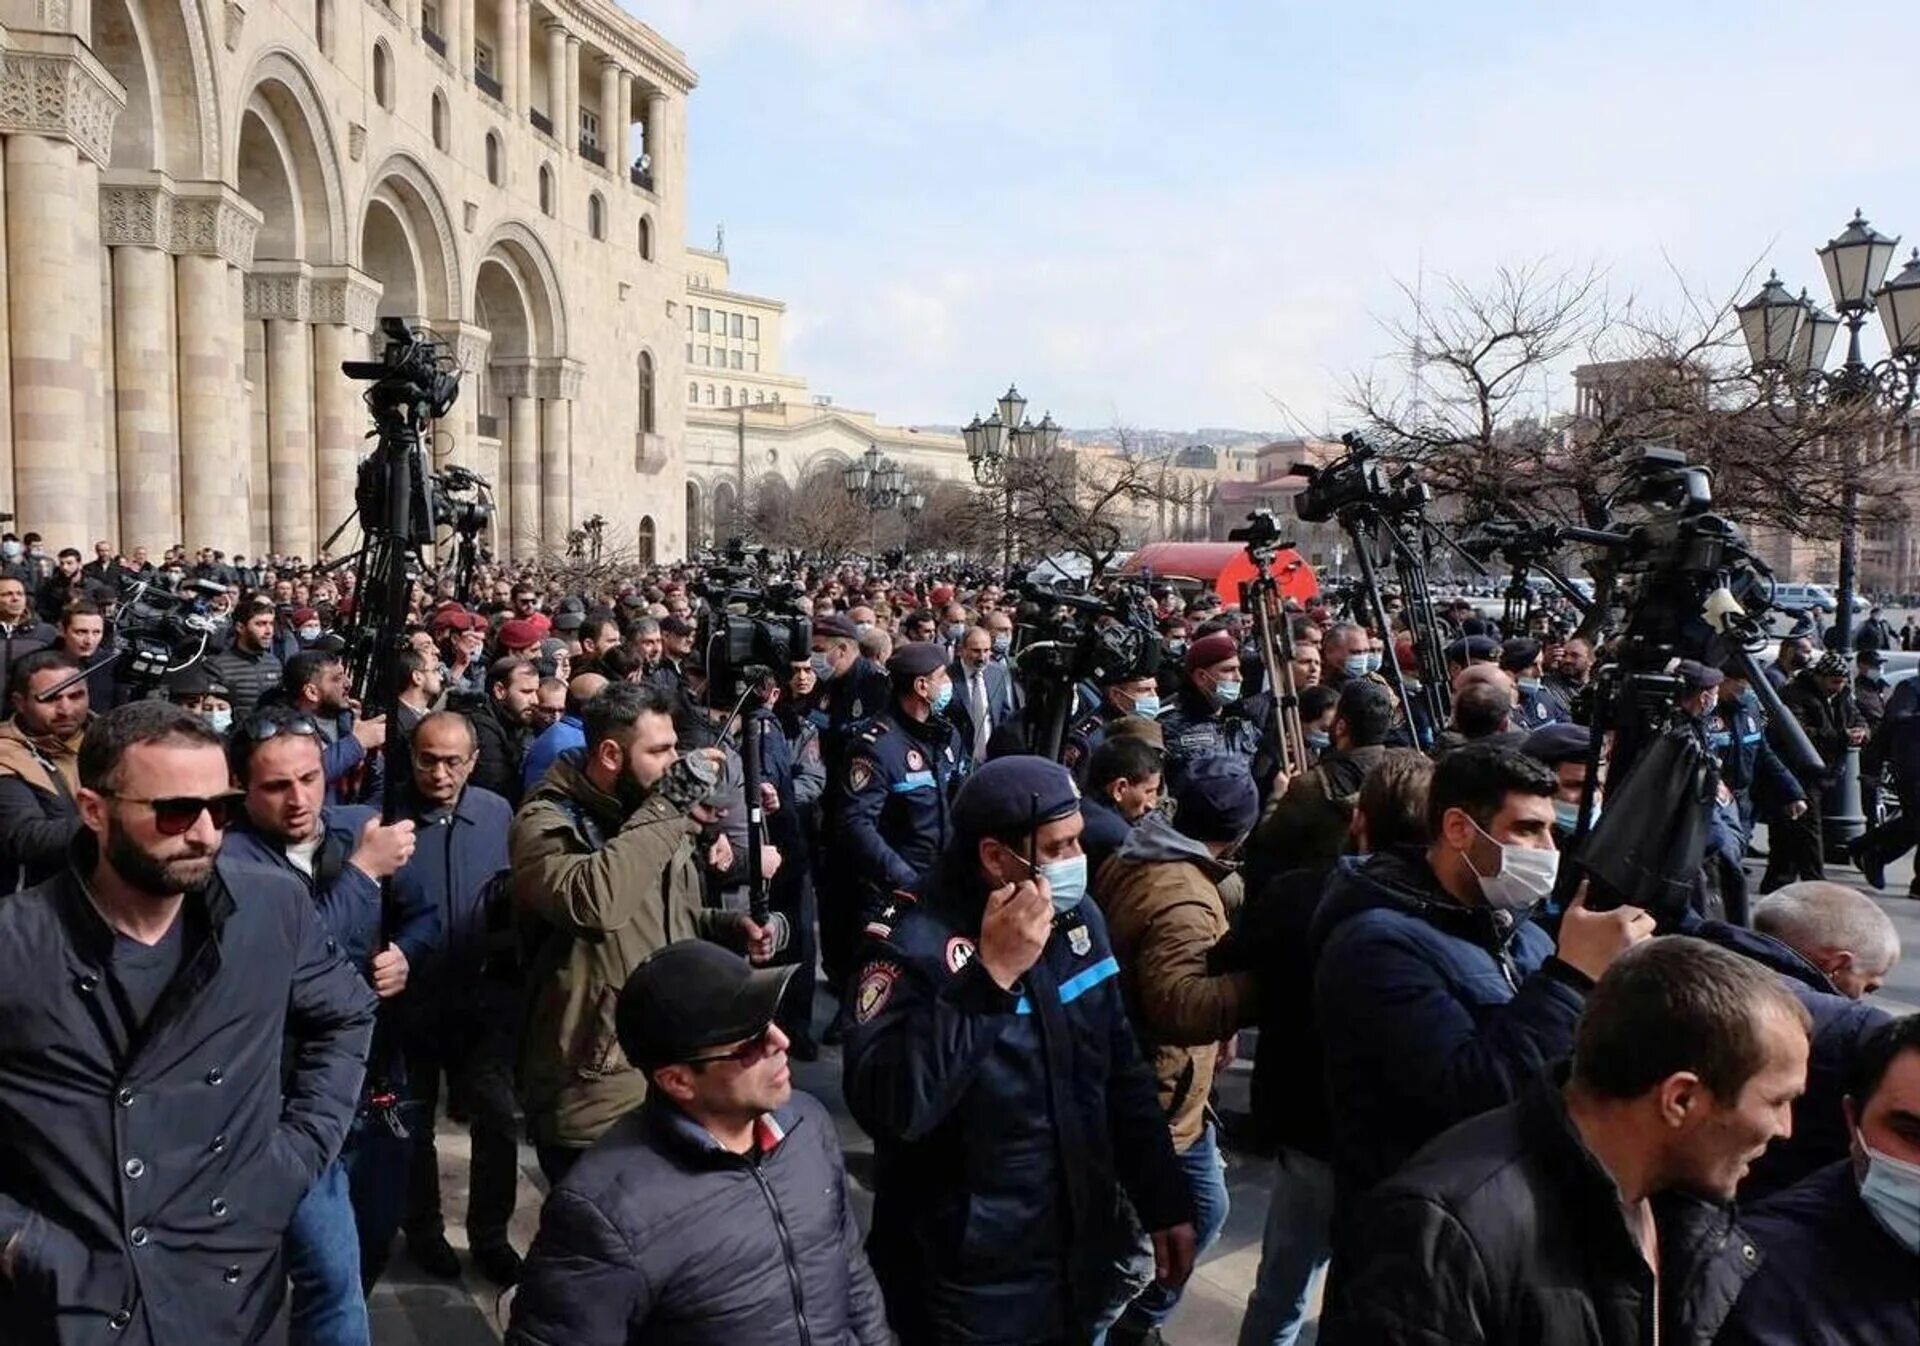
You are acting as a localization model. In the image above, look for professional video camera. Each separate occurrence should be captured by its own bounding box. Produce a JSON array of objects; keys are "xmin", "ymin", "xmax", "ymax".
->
[
  {"xmin": 693, "ymin": 573, "xmax": 812, "ymax": 704},
  {"xmin": 37, "ymin": 574, "xmax": 231, "ymax": 701},
  {"xmin": 1290, "ymin": 431, "xmax": 1431, "ymax": 524},
  {"xmin": 1007, "ymin": 572, "xmax": 1161, "ymax": 760}
]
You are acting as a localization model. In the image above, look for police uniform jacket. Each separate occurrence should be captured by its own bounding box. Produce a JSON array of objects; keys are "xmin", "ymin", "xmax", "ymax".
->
[
  {"xmin": 836, "ymin": 705, "xmax": 967, "ymax": 900},
  {"xmin": 841, "ymin": 869, "xmax": 1191, "ymax": 1345},
  {"xmin": 821, "ymin": 657, "xmax": 892, "ymax": 767},
  {"xmin": 1158, "ymin": 685, "xmax": 1261, "ymax": 791},
  {"xmin": 1510, "ymin": 682, "xmax": 1566, "ymax": 731},
  {"xmin": 1708, "ymin": 692, "xmax": 1804, "ymax": 805}
]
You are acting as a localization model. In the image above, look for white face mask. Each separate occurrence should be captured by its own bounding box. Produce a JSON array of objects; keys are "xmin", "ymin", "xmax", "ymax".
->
[
  {"xmin": 1858, "ymin": 1131, "xmax": 1920, "ymax": 1255},
  {"xmin": 1460, "ymin": 817, "xmax": 1558, "ymax": 912}
]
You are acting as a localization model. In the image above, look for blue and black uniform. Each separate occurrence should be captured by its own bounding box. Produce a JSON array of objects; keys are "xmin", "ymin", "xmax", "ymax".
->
[
  {"xmin": 837, "ymin": 704, "xmax": 968, "ymax": 910},
  {"xmin": 841, "ymin": 756, "xmax": 1191, "ymax": 1345},
  {"xmin": 1158, "ymin": 687, "xmax": 1261, "ymax": 792}
]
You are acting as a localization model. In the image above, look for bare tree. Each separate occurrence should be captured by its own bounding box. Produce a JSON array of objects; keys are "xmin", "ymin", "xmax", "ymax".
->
[{"xmin": 1001, "ymin": 432, "xmax": 1210, "ymax": 578}]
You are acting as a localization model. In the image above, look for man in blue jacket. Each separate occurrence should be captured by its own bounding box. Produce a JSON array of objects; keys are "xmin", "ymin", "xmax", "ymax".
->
[
  {"xmin": 1312, "ymin": 743, "xmax": 1655, "ymax": 1198},
  {"xmin": 224, "ymin": 708, "xmax": 430, "ymax": 1345},
  {"xmin": 1719, "ymin": 1013, "xmax": 1920, "ymax": 1345},
  {"xmin": 391, "ymin": 711, "xmax": 520, "ymax": 1287},
  {"xmin": 842, "ymin": 756, "xmax": 1195, "ymax": 1345}
]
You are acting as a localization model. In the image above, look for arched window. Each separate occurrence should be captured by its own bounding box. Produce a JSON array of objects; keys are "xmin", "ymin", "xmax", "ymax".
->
[
  {"xmin": 372, "ymin": 41, "xmax": 392, "ymax": 109},
  {"xmin": 637, "ymin": 516, "xmax": 657, "ymax": 565},
  {"xmin": 538, "ymin": 164, "xmax": 553, "ymax": 216},
  {"xmin": 431, "ymin": 91, "xmax": 449, "ymax": 150},
  {"xmin": 704, "ymin": 384, "xmax": 714, "ymax": 405},
  {"xmin": 638, "ymin": 215, "xmax": 653, "ymax": 260},
  {"xmin": 722, "ymin": 387, "xmax": 733, "ymax": 408},
  {"xmin": 588, "ymin": 192, "xmax": 605, "ymax": 240},
  {"xmin": 637, "ymin": 352, "xmax": 655, "ymax": 434},
  {"xmin": 485, "ymin": 132, "xmax": 502, "ymax": 185},
  {"xmin": 685, "ymin": 480, "xmax": 701, "ymax": 549},
  {"xmin": 754, "ymin": 390, "xmax": 764, "ymax": 404},
  {"xmin": 316, "ymin": 0, "xmax": 333, "ymax": 56},
  {"xmin": 688, "ymin": 380, "xmax": 698, "ymax": 402},
  {"xmin": 738, "ymin": 388, "xmax": 748, "ymax": 406}
]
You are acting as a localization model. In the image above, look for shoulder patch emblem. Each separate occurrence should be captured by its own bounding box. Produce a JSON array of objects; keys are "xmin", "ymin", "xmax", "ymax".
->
[
  {"xmin": 847, "ymin": 757, "xmax": 875, "ymax": 792},
  {"xmin": 851, "ymin": 699, "xmax": 864, "ymax": 719},
  {"xmin": 1067, "ymin": 923, "xmax": 1092, "ymax": 957},
  {"xmin": 905, "ymin": 748, "xmax": 924, "ymax": 771},
  {"xmin": 855, "ymin": 962, "xmax": 901, "ymax": 1023},
  {"xmin": 945, "ymin": 936, "xmax": 976, "ymax": 974}
]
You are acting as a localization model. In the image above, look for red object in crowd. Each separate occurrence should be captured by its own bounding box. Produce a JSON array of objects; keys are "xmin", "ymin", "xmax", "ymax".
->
[
  {"xmin": 1120, "ymin": 542, "xmax": 1318, "ymax": 609},
  {"xmin": 497, "ymin": 618, "xmax": 543, "ymax": 652}
]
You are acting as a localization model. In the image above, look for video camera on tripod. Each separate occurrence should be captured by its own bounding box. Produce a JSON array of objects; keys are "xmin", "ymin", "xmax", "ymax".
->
[
  {"xmin": 1008, "ymin": 572, "xmax": 1160, "ymax": 761},
  {"xmin": 1290, "ymin": 432, "xmax": 1432, "ymax": 524},
  {"xmin": 38, "ymin": 573, "xmax": 231, "ymax": 701},
  {"xmin": 692, "ymin": 572, "xmax": 812, "ymax": 704}
]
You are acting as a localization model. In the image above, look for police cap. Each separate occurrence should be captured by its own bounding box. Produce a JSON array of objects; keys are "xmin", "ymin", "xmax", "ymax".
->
[
  {"xmin": 952, "ymin": 756, "xmax": 1081, "ymax": 844},
  {"xmin": 887, "ymin": 641, "xmax": 949, "ymax": 683},
  {"xmin": 1675, "ymin": 658, "xmax": 1725, "ymax": 690},
  {"xmin": 1499, "ymin": 637, "xmax": 1543, "ymax": 672},
  {"xmin": 1445, "ymin": 635, "xmax": 1501, "ymax": 665},
  {"xmin": 167, "ymin": 666, "xmax": 230, "ymax": 701},
  {"xmin": 814, "ymin": 612, "xmax": 860, "ymax": 642},
  {"xmin": 1172, "ymin": 756, "xmax": 1258, "ymax": 842},
  {"xmin": 1522, "ymin": 722, "xmax": 1591, "ymax": 766}
]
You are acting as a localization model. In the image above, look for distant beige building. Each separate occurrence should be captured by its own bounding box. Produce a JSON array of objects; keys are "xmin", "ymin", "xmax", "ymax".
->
[
  {"xmin": 682, "ymin": 246, "xmax": 966, "ymax": 548},
  {"xmin": 0, "ymin": 0, "xmax": 696, "ymax": 563}
]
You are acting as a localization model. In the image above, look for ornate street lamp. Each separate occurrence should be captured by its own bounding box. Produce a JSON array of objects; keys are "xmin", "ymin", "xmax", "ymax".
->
[
  {"xmin": 844, "ymin": 442, "xmax": 913, "ymax": 556},
  {"xmin": 1737, "ymin": 209, "xmax": 1920, "ymax": 858},
  {"xmin": 968, "ymin": 384, "xmax": 1063, "ymax": 572}
]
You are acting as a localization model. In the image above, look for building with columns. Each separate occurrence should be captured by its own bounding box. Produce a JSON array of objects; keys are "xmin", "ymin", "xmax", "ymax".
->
[
  {"xmin": 0, "ymin": 0, "xmax": 694, "ymax": 565},
  {"xmin": 681, "ymin": 245, "xmax": 970, "ymax": 549}
]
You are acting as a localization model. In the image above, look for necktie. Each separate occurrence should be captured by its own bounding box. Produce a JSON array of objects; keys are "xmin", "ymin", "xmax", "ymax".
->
[{"xmin": 972, "ymin": 670, "xmax": 990, "ymax": 759}]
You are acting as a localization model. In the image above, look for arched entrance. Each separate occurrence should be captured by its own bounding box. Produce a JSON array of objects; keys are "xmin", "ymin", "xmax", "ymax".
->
[
  {"xmin": 472, "ymin": 222, "xmax": 566, "ymax": 558},
  {"xmin": 637, "ymin": 515, "xmax": 656, "ymax": 564}
]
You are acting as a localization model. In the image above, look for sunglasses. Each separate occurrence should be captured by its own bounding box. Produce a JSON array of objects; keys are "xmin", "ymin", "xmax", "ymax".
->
[
  {"xmin": 682, "ymin": 1025, "xmax": 781, "ymax": 1068},
  {"xmin": 103, "ymin": 790, "xmax": 245, "ymax": 836},
  {"xmin": 239, "ymin": 714, "xmax": 322, "ymax": 743}
]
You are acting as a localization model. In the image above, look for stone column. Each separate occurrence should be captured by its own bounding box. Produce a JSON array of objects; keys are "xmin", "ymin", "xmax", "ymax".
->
[
  {"xmin": 516, "ymin": 0, "xmax": 533, "ymax": 124},
  {"xmin": 615, "ymin": 68, "xmax": 632, "ymax": 167},
  {"xmin": 600, "ymin": 59, "xmax": 621, "ymax": 166},
  {"xmin": 108, "ymin": 241, "xmax": 177, "ymax": 549},
  {"xmin": 459, "ymin": 0, "xmax": 477, "ymax": 77},
  {"xmin": 444, "ymin": 0, "xmax": 463, "ymax": 75},
  {"xmin": 544, "ymin": 22, "xmax": 565, "ymax": 135},
  {"xmin": 437, "ymin": 320, "xmax": 490, "ymax": 468},
  {"xmin": 0, "ymin": 141, "xmax": 12, "ymax": 510},
  {"xmin": 497, "ymin": 0, "xmax": 519, "ymax": 112},
  {"xmin": 177, "ymin": 257, "xmax": 236, "ymax": 552},
  {"xmin": 1, "ymin": 35, "xmax": 124, "ymax": 544},
  {"xmin": 309, "ymin": 267, "xmax": 382, "ymax": 553},
  {"xmin": 564, "ymin": 34, "xmax": 581, "ymax": 152},
  {"xmin": 75, "ymin": 162, "xmax": 110, "ymax": 541},
  {"xmin": 266, "ymin": 317, "xmax": 314, "ymax": 558},
  {"xmin": 540, "ymin": 394, "xmax": 570, "ymax": 551},
  {"xmin": 507, "ymin": 393, "xmax": 538, "ymax": 559},
  {"xmin": 243, "ymin": 321, "xmax": 269, "ymax": 553}
]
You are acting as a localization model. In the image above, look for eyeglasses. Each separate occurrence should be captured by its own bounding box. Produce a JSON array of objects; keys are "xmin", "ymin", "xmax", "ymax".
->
[
  {"xmin": 681, "ymin": 1025, "xmax": 781, "ymax": 1068},
  {"xmin": 101, "ymin": 790, "xmax": 245, "ymax": 836},
  {"xmin": 238, "ymin": 714, "xmax": 322, "ymax": 743}
]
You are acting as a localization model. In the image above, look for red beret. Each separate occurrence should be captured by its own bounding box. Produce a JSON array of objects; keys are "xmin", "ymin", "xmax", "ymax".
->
[
  {"xmin": 497, "ymin": 617, "xmax": 542, "ymax": 651},
  {"xmin": 292, "ymin": 607, "xmax": 319, "ymax": 625},
  {"xmin": 1184, "ymin": 631, "xmax": 1240, "ymax": 673}
]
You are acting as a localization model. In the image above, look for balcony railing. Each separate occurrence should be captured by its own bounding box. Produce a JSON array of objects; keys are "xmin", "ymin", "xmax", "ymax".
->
[
  {"xmin": 579, "ymin": 139, "xmax": 605, "ymax": 167},
  {"xmin": 477, "ymin": 413, "xmax": 500, "ymax": 438},
  {"xmin": 422, "ymin": 26, "xmax": 446, "ymax": 56},
  {"xmin": 529, "ymin": 108, "xmax": 552, "ymax": 135},
  {"xmin": 629, "ymin": 163, "xmax": 653, "ymax": 190},
  {"xmin": 475, "ymin": 68, "xmax": 502, "ymax": 100}
]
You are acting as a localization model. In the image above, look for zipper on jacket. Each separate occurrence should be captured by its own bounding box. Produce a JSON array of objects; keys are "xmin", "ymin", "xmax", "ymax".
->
[{"xmin": 750, "ymin": 1160, "xmax": 812, "ymax": 1346}]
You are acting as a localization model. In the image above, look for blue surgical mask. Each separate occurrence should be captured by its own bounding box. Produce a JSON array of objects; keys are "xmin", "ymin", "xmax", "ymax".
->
[
  {"xmin": 990, "ymin": 635, "xmax": 1011, "ymax": 657},
  {"xmin": 1351, "ymin": 651, "xmax": 1377, "ymax": 676},
  {"xmin": 0, "ymin": 541, "xmax": 18, "ymax": 560},
  {"xmin": 1306, "ymin": 730, "xmax": 1331, "ymax": 751},
  {"xmin": 1212, "ymin": 678, "xmax": 1242, "ymax": 706},
  {"xmin": 809, "ymin": 653, "xmax": 834, "ymax": 681},
  {"xmin": 298, "ymin": 625, "xmax": 322, "ymax": 642},
  {"xmin": 930, "ymin": 680, "xmax": 953, "ymax": 713},
  {"xmin": 1552, "ymin": 799, "xmax": 1598, "ymax": 832},
  {"xmin": 205, "ymin": 709, "xmax": 233, "ymax": 735},
  {"xmin": 1519, "ymin": 678, "xmax": 1543, "ymax": 693},
  {"xmin": 945, "ymin": 623, "xmax": 967, "ymax": 643},
  {"xmin": 1040, "ymin": 853, "xmax": 1089, "ymax": 913},
  {"xmin": 1859, "ymin": 1133, "xmax": 1920, "ymax": 1255},
  {"xmin": 1131, "ymin": 693, "xmax": 1161, "ymax": 720}
]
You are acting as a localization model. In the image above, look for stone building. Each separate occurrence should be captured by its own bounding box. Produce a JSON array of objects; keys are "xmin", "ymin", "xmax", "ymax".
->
[
  {"xmin": 0, "ymin": 0, "xmax": 692, "ymax": 563},
  {"xmin": 681, "ymin": 244, "xmax": 967, "ymax": 550}
]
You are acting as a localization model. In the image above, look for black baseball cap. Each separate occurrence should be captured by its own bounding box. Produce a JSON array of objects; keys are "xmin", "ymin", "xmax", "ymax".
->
[{"xmin": 615, "ymin": 941, "xmax": 796, "ymax": 1072}]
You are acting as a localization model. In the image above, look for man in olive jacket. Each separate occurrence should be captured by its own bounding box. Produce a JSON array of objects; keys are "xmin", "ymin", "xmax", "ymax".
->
[
  {"xmin": 0, "ymin": 702, "xmax": 375, "ymax": 1345},
  {"xmin": 1095, "ymin": 755, "xmax": 1259, "ymax": 1339},
  {"xmin": 511, "ymin": 682, "xmax": 778, "ymax": 1182}
]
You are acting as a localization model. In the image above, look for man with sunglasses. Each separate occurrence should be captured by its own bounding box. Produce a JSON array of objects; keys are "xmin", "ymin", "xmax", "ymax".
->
[
  {"xmin": 0, "ymin": 702, "xmax": 376, "ymax": 1344},
  {"xmin": 223, "ymin": 707, "xmax": 433, "ymax": 1343},
  {"xmin": 508, "ymin": 940, "xmax": 889, "ymax": 1346}
]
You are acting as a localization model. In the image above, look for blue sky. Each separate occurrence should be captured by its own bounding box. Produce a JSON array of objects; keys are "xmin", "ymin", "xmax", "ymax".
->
[{"xmin": 636, "ymin": 0, "xmax": 1920, "ymax": 433}]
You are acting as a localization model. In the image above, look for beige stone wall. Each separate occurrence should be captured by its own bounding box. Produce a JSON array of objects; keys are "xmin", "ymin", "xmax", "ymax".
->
[{"xmin": 0, "ymin": 0, "xmax": 699, "ymax": 562}]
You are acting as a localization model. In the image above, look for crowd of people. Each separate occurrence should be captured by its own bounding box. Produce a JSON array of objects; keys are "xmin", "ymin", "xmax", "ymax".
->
[{"xmin": 0, "ymin": 527, "xmax": 1914, "ymax": 1346}]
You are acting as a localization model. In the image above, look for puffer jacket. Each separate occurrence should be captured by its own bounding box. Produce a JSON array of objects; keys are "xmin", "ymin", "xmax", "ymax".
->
[
  {"xmin": 1311, "ymin": 847, "xmax": 1589, "ymax": 1197},
  {"xmin": 1096, "ymin": 812, "xmax": 1256, "ymax": 1151},
  {"xmin": 510, "ymin": 751, "xmax": 748, "ymax": 1150},
  {"xmin": 1321, "ymin": 1078, "xmax": 1761, "ymax": 1346},
  {"xmin": 0, "ymin": 717, "xmax": 84, "ymax": 890},
  {"xmin": 506, "ymin": 1092, "xmax": 890, "ymax": 1346},
  {"xmin": 203, "ymin": 643, "xmax": 282, "ymax": 719}
]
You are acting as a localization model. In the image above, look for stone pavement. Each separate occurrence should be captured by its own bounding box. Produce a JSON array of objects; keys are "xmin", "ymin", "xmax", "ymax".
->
[{"xmin": 368, "ymin": 842, "xmax": 1920, "ymax": 1345}]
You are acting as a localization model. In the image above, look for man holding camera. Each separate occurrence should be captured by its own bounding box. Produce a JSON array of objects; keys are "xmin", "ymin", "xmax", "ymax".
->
[{"xmin": 511, "ymin": 682, "xmax": 779, "ymax": 1184}]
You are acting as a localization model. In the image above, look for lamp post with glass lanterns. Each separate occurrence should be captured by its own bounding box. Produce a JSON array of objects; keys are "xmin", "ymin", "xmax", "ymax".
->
[
  {"xmin": 1735, "ymin": 211, "xmax": 1920, "ymax": 861},
  {"xmin": 842, "ymin": 442, "xmax": 923, "ymax": 559},
  {"xmin": 962, "ymin": 383, "xmax": 1063, "ymax": 574}
]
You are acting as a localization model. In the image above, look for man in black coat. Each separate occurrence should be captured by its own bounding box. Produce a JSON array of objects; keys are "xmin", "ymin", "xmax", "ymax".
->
[
  {"xmin": 508, "ymin": 941, "xmax": 890, "ymax": 1346},
  {"xmin": 469, "ymin": 655, "xmax": 540, "ymax": 806},
  {"xmin": 1718, "ymin": 1013, "xmax": 1920, "ymax": 1345},
  {"xmin": 0, "ymin": 702, "xmax": 375, "ymax": 1345},
  {"xmin": 1321, "ymin": 937, "xmax": 1810, "ymax": 1346}
]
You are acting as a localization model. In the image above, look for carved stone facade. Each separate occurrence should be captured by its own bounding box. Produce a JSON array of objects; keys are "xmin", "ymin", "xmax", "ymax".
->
[{"xmin": 0, "ymin": 0, "xmax": 696, "ymax": 560}]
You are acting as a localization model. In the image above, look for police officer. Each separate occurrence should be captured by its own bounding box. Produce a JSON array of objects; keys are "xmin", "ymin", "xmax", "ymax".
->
[
  {"xmin": 1500, "ymin": 637, "xmax": 1564, "ymax": 730},
  {"xmin": 841, "ymin": 756, "xmax": 1195, "ymax": 1345},
  {"xmin": 1062, "ymin": 650, "xmax": 1162, "ymax": 785},
  {"xmin": 1712, "ymin": 659, "xmax": 1808, "ymax": 843},
  {"xmin": 1158, "ymin": 630, "xmax": 1261, "ymax": 792},
  {"xmin": 1674, "ymin": 659, "xmax": 1753, "ymax": 923},
  {"xmin": 812, "ymin": 611, "xmax": 891, "ymax": 766}
]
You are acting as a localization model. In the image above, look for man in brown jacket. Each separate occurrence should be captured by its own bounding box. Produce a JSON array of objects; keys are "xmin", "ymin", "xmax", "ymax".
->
[
  {"xmin": 0, "ymin": 647, "xmax": 90, "ymax": 890},
  {"xmin": 511, "ymin": 681, "xmax": 779, "ymax": 1183},
  {"xmin": 1095, "ymin": 754, "xmax": 1260, "ymax": 1342}
]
